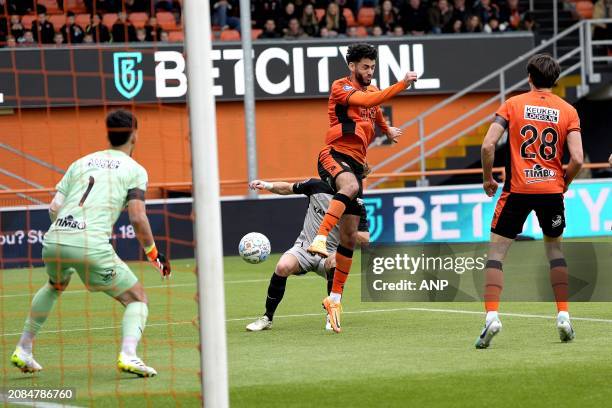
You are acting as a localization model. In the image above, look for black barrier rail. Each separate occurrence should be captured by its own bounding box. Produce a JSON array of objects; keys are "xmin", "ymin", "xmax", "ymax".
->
[{"xmin": 0, "ymin": 33, "xmax": 534, "ymax": 108}]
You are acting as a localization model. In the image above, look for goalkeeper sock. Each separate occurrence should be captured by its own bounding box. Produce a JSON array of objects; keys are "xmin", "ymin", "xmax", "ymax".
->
[
  {"xmin": 19, "ymin": 284, "xmax": 60, "ymax": 354},
  {"xmin": 316, "ymin": 193, "xmax": 351, "ymax": 236},
  {"xmin": 265, "ymin": 273, "xmax": 287, "ymax": 321},
  {"xmin": 121, "ymin": 301, "xmax": 148, "ymax": 357}
]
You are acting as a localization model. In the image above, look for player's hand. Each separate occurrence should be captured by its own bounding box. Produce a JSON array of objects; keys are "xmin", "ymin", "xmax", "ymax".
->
[
  {"xmin": 249, "ymin": 180, "xmax": 272, "ymax": 191},
  {"xmin": 483, "ymin": 177, "xmax": 498, "ymax": 197},
  {"xmin": 403, "ymin": 71, "xmax": 418, "ymax": 87},
  {"xmin": 151, "ymin": 251, "xmax": 171, "ymax": 279},
  {"xmin": 387, "ymin": 127, "xmax": 402, "ymax": 144}
]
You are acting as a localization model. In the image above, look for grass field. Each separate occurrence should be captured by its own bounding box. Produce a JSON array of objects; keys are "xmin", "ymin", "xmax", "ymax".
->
[{"xmin": 2, "ymin": 247, "xmax": 612, "ymax": 407}]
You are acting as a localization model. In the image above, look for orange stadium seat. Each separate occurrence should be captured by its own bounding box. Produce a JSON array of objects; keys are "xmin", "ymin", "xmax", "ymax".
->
[
  {"xmin": 21, "ymin": 15, "xmax": 36, "ymax": 29},
  {"xmin": 344, "ymin": 8, "xmax": 356, "ymax": 27},
  {"xmin": 39, "ymin": 0, "xmax": 61, "ymax": 14},
  {"xmin": 220, "ymin": 29, "xmax": 240, "ymax": 41},
  {"xmin": 64, "ymin": 0, "xmax": 87, "ymax": 13},
  {"xmin": 75, "ymin": 13, "xmax": 90, "ymax": 29},
  {"xmin": 168, "ymin": 31, "xmax": 184, "ymax": 42},
  {"xmin": 156, "ymin": 12, "xmax": 176, "ymax": 30},
  {"xmin": 129, "ymin": 12, "xmax": 148, "ymax": 29},
  {"xmin": 575, "ymin": 1, "xmax": 593, "ymax": 18},
  {"xmin": 49, "ymin": 14, "xmax": 67, "ymax": 29},
  {"xmin": 357, "ymin": 7, "xmax": 376, "ymax": 26},
  {"xmin": 356, "ymin": 25, "xmax": 368, "ymax": 37},
  {"xmin": 251, "ymin": 28, "xmax": 263, "ymax": 39},
  {"xmin": 103, "ymin": 13, "xmax": 118, "ymax": 29},
  {"xmin": 315, "ymin": 8, "xmax": 325, "ymax": 21}
]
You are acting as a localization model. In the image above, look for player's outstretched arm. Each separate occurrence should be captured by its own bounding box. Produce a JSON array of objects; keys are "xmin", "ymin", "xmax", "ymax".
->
[
  {"xmin": 347, "ymin": 72, "xmax": 418, "ymax": 108},
  {"xmin": 128, "ymin": 198, "xmax": 171, "ymax": 278},
  {"xmin": 563, "ymin": 130, "xmax": 584, "ymax": 192},
  {"xmin": 249, "ymin": 180, "xmax": 294, "ymax": 195},
  {"xmin": 481, "ymin": 120, "xmax": 506, "ymax": 197}
]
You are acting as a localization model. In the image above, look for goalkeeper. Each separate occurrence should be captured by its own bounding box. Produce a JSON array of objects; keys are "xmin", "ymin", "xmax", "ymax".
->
[{"xmin": 10, "ymin": 109, "xmax": 171, "ymax": 377}]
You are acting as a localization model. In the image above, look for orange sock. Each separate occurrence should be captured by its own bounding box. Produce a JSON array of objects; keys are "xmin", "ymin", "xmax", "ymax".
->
[
  {"xmin": 484, "ymin": 260, "xmax": 504, "ymax": 312},
  {"xmin": 331, "ymin": 246, "xmax": 353, "ymax": 295},
  {"xmin": 317, "ymin": 193, "xmax": 351, "ymax": 237},
  {"xmin": 550, "ymin": 258, "xmax": 569, "ymax": 313}
]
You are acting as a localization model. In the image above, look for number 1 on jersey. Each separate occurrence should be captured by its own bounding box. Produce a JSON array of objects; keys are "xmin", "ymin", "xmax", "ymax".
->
[{"xmin": 79, "ymin": 176, "xmax": 95, "ymax": 206}]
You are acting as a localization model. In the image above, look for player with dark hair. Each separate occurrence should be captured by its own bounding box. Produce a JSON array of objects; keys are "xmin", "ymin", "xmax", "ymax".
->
[
  {"xmin": 476, "ymin": 53, "xmax": 583, "ymax": 348},
  {"xmin": 11, "ymin": 109, "xmax": 171, "ymax": 376},
  {"xmin": 245, "ymin": 178, "xmax": 369, "ymax": 332},
  {"xmin": 307, "ymin": 43, "xmax": 417, "ymax": 333}
]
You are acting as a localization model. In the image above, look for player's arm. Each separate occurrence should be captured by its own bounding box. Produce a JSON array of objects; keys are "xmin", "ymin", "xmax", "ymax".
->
[
  {"xmin": 563, "ymin": 130, "xmax": 584, "ymax": 191},
  {"xmin": 249, "ymin": 180, "xmax": 294, "ymax": 195},
  {"xmin": 127, "ymin": 189, "xmax": 171, "ymax": 278},
  {"xmin": 346, "ymin": 72, "xmax": 418, "ymax": 108},
  {"xmin": 48, "ymin": 192, "xmax": 65, "ymax": 222},
  {"xmin": 374, "ymin": 108, "xmax": 402, "ymax": 144},
  {"xmin": 481, "ymin": 116, "xmax": 507, "ymax": 197}
]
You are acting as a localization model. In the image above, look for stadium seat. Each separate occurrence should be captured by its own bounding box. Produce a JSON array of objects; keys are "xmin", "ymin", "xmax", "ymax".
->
[
  {"xmin": 315, "ymin": 8, "xmax": 325, "ymax": 21},
  {"xmin": 39, "ymin": 0, "xmax": 61, "ymax": 14},
  {"xmin": 156, "ymin": 12, "xmax": 176, "ymax": 30},
  {"xmin": 64, "ymin": 0, "xmax": 87, "ymax": 13},
  {"xmin": 251, "ymin": 28, "xmax": 263, "ymax": 39},
  {"xmin": 103, "ymin": 13, "xmax": 118, "ymax": 29},
  {"xmin": 575, "ymin": 1, "xmax": 593, "ymax": 19},
  {"xmin": 356, "ymin": 25, "xmax": 368, "ymax": 37},
  {"xmin": 220, "ymin": 29, "xmax": 240, "ymax": 41},
  {"xmin": 357, "ymin": 7, "xmax": 375, "ymax": 27},
  {"xmin": 129, "ymin": 12, "xmax": 148, "ymax": 29},
  {"xmin": 168, "ymin": 31, "xmax": 184, "ymax": 42},
  {"xmin": 343, "ymin": 8, "xmax": 356, "ymax": 27},
  {"xmin": 49, "ymin": 14, "xmax": 67, "ymax": 28},
  {"xmin": 21, "ymin": 15, "xmax": 36, "ymax": 29},
  {"xmin": 75, "ymin": 14, "xmax": 90, "ymax": 29}
]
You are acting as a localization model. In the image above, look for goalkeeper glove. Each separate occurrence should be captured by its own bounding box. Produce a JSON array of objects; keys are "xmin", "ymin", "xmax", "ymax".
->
[{"xmin": 145, "ymin": 244, "xmax": 172, "ymax": 279}]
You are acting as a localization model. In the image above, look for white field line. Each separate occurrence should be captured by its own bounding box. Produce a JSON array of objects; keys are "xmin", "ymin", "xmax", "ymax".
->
[{"xmin": 2, "ymin": 307, "xmax": 612, "ymax": 338}]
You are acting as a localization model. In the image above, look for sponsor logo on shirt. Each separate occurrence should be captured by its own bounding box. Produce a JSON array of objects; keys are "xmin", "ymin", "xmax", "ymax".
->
[
  {"xmin": 87, "ymin": 157, "xmax": 121, "ymax": 169},
  {"xmin": 523, "ymin": 164, "xmax": 556, "ymax": 183},
  {"xmin": 524, "ymin": 105, "xmax": 559, "ymax": 123},
  {"xmin": 55, "ymin": 215, "xmax": 86, "ymax": 230}
]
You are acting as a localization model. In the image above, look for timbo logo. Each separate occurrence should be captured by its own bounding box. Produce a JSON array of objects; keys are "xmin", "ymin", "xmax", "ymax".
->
[{"xmin": 113, "ymin": 52, "xmax": 144, "ymax": 99}]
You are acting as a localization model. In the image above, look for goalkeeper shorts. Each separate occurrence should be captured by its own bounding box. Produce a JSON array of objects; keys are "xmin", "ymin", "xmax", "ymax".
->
[{"xmin": 42, "ymin": 242, "xmax": 138, "ymax": 297}]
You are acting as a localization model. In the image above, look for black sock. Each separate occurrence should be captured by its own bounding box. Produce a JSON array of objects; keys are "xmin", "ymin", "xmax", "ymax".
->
[
  {"xmin": 264, "ymin": 273, "xmax": 287, "ymax": 320},
  {"xmin": 326, "ymin": 267, "xmax": 335, "ymax": 295}
]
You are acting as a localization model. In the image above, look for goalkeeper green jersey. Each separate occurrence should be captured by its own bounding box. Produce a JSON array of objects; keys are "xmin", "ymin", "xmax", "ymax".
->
[{"xmin": 44, "ymin": 149, "xmax": 148, "ymax": 249}]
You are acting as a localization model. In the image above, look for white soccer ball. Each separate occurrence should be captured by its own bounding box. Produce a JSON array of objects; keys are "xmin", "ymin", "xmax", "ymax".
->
[{"xmin": 239, "ymin": 232, "xmax": 271, "ymax": 264}]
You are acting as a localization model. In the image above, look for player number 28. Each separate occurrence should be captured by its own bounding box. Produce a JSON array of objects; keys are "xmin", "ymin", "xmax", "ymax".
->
[{"xmin": 520, "ymin": 125, "xmax": 558, "ymax": 161}]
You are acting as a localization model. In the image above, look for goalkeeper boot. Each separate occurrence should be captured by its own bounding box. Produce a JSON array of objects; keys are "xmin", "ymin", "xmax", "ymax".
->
[
  {"xmin": 475, "ymin": 318, "xmax": 502, "ymax": 349},
  {"xmin": 117, "ymin": 352, "xmax": 157, "ymax": 377},
  {"xmin": 308, "ymin": 235, "xmax": 329, "ymax": 258},
  {"xmin": 11, "ymin": 346, "xmax": 42, "ymax": 373},
  {"xmin": 556, "ymin": 312, "xmax": 575, "ymax": 342},
  {"xmin": 246, "ymin": 316, "xmax": 272, "ymax": 332},
  {"xmin": 322, "ymin": 296, "xmax": 342, "ymax": 333}
]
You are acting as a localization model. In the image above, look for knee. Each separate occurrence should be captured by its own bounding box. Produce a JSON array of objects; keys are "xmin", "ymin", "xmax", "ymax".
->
[{"xmin": 275, "ymin": 262, "xmax": 295, "ymax": 277}]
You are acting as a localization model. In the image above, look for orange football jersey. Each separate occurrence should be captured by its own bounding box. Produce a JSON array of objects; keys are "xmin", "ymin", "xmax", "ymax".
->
[{"xmin": 496, "ymin": 90, "xmax": 580, "ymax": 194}]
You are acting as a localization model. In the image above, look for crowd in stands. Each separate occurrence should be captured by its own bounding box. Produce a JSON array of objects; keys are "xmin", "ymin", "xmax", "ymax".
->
[{"xmin": 0, "ymin": 0, "xmax": 181, "ymax": 46}]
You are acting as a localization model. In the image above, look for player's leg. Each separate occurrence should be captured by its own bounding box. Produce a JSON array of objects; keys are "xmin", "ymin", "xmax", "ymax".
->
[
  {"xmin": 322, "ymin": 212, "xmax": 360, "ymax": 333},
  {"xmin": 11, "ymin": 243, "xmax": 73, "ymax": 373},
  {"xmin": 246, "ymin": 252, "xmax": 301, "ymax": 332}
]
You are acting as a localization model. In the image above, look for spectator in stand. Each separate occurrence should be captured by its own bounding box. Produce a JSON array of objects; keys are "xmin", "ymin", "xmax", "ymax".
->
[
  {"xmin": 520, "ymin": 11, "xmax": 536, "ymax": 31},
  {"xmin": 7, "ymin": 35, "xmax": 16, "ymax": 47},
  {"xmin": 20, "ymin": 30, "xmax": 35, "ymax": 46},
  {"xmin": 112, "ymin": 11, "xmax": 137, "ymax": 42},
  {"xmin": 258, "ymin": 18, "xmax": 281, "ymax": 38},
  {"xmin": 159, "ymin": 30, "xmax": 169, "ymax": 42},
  {"xmin": 346, "ymin": 25, "xmax": 359, "ymax": 37},
  {"xmin": 86, "ymin": 13, "xmax": 111, "ymax": 42},
  {"xmin": 484, "ymin": 16, "xmax": 504, "ymax": 32},
  {"xmin": 428, "ymin": 0, "xmax": 454, "ymax": 33},
  {"xmin": 354, "ymin": 0, "xmax": 379, "ymax": 16},
  {"xmin": 53, "ymin": 32, "xmax": 64, "ymax": 46},
  {"xmin": 300, "ymin": 3, "xmax": 320, "ymax": 37},
  {"xmin": 84, "ymin": 0, "xmax": 118, "ymax": 13},
  {"xmin": 279, "ymin": 2, "xmax": 298, "ymax": 31},
  {"xmin": 145, "ymin": 15, "xmax": 162, "ymax": 41},
  {"xmin": 123, "ymin": 0, "xmax": 151, "ymax": 12},
  {"xmin": 374, "ymin": 0, "xmax": 399, "ymax": 34},
  {"xmin": 464, "ymin": 14, "xmax": 483, "ymax": 32},
  {"xmin": 319, "ymin": 26, "xmax": 333, "ymax": 37},
  {"xmin": 6, "ymin": 0, "xmax": 34, "ymax": 14},
  {"xmin": 0, "ymin": 12, "xmax": 7, "ymax": 44},
  {"xmin": 499, "ymin": 0, "xmax": 521, "ymax": 30},
  {"xmin": 61, "ymin": 11, "xmax": 85, "ymax": 44},
  {"xmin": 135, "ymin": 28, "xmax": 147, "ymax": 42},
  {"xmin": 473, "ymin": 0, "xmax": 499, "ymax": 25},
  {"xmin": 10, "ymin": 15, "xmax": 24, "ymax": 40},
  {"xmin": 284, "ymin": 17, "xmax": 308, "ymax": 39},
  {"xmin": 450, "ymin": 18, "xmax": 463, "ymax": 32},
  {"xmin": 32, "ymin": 10, "xmax": 55, "ymax": 44},
  {"xmin": 83, "ymin": 33, "xmax": 94, "ymax": 43},
  {"xmin": 211, "ymin": 0, "xmax": 241, "ymax": 32},
  {"xmin": 452, "ymin": 0, "xmax": 470, "ymax": 26},
  {"xmin": 390, "ymin": 24, "xmax": 405, "ymax": 36},
  {"xmin": 593, "ymin": 0, "xmax": 612, "ymax": 54},
  {"xmin": 253, "ymin": 0, "xmax": 283, "ymax": 28},
  {"xmin": 371, "ymin": 25, "xmax": 384, "ymax": 36},
  {"xmin": 400, "ymin": 0, "xmax": 429, "ymax": 34},
  {"xmin": 319, "ymin": 2, "xmax": 346, "ymax": 36}
]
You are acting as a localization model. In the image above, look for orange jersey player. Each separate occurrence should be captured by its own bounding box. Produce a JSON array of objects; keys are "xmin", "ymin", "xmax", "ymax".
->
[
  {"xmin": 475, "ymin": 54, "xmax": 584, "ymax": 349},
  {"xmin": 307, "ymin": 43, "xmax": 418, "ymax": 333}
]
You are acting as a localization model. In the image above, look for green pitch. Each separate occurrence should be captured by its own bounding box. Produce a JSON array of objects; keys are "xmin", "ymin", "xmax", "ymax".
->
[{"xmin": 2, "ymin": 248, "xmax": 612, "ymax": 407}]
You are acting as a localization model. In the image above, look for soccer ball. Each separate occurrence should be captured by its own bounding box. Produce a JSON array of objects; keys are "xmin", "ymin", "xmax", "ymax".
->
[{"xmin": 239, "ymin": 232, "xmax": 271, "ymax": 264}]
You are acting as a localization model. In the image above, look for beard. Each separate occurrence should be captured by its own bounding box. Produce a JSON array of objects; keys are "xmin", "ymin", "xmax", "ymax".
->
[{"xmin": 355, "ymin": 72, "xmax": 371, "ymax": 87}]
